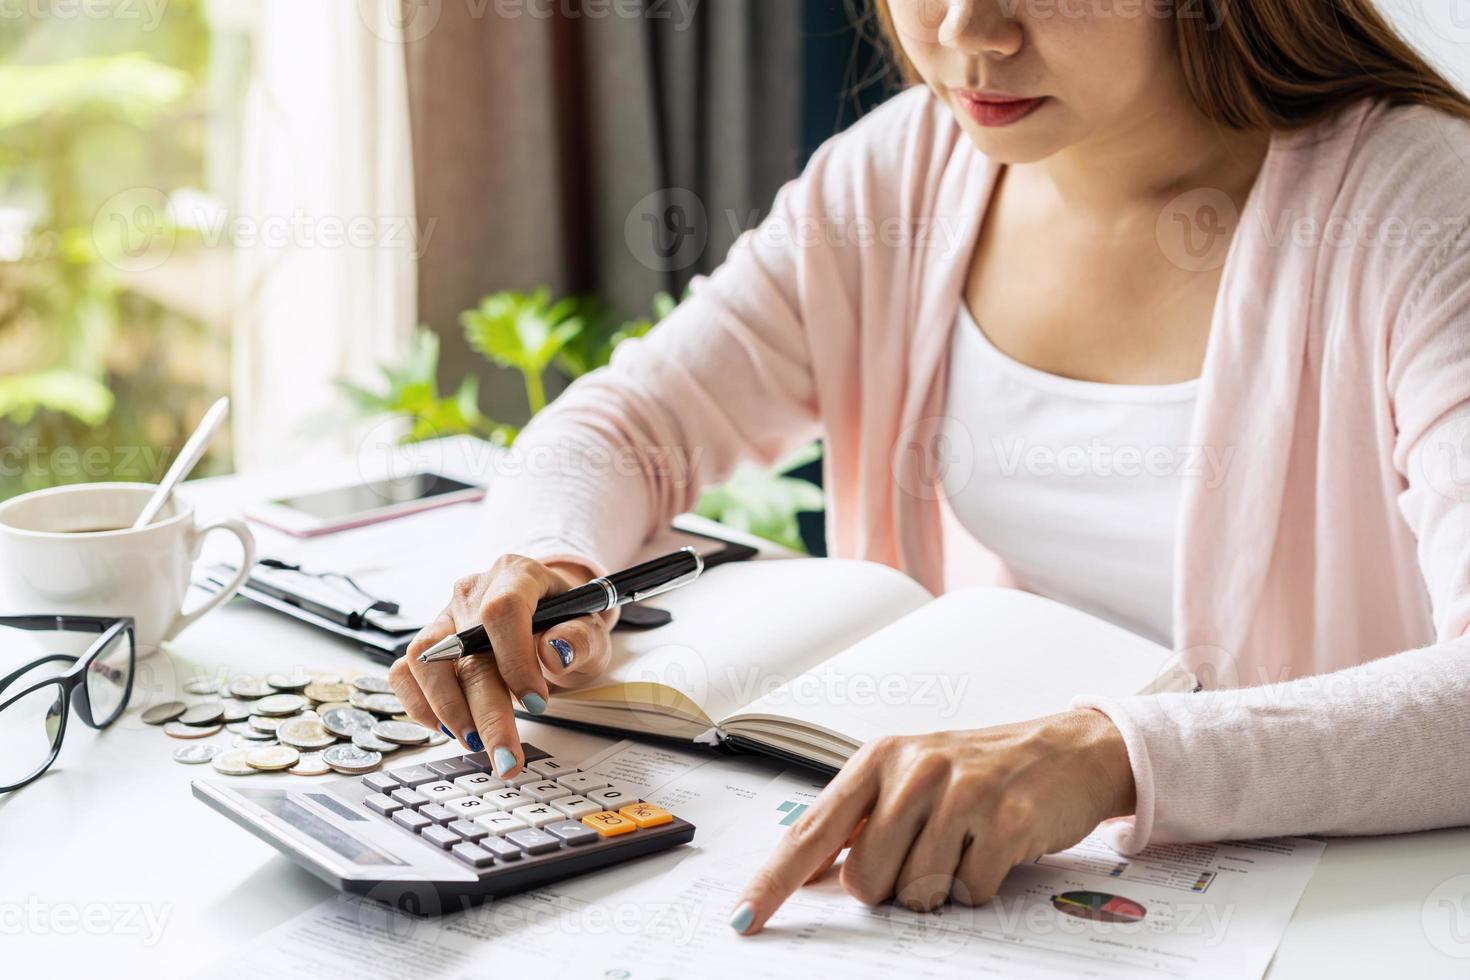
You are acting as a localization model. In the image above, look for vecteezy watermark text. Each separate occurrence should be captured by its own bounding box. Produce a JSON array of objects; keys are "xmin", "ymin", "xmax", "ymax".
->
[
  {"xmin": 990, "ymin": 437, "xmax": 1235, "ymax": 489},
  {"xmin": 0, "ymin": 0, "xmax": 168, "ymax": 30},
  {"xmin": 0, "ymin": 899, "xmax": 172, "ymax": 947},
  {"xmin": 0, "ymin": 442, "xmax": 173, "ymax": 483}
]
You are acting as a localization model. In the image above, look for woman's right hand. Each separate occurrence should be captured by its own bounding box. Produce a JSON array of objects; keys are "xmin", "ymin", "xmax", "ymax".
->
[{"xmin": 387, "ymin": 554, "xmax": 614, "ymax": 778}]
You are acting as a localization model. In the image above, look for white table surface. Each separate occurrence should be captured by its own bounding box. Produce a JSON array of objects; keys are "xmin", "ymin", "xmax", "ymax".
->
[{"xmin": 5, "ymin": 437, "xmax": 1469, "ymax": 978}]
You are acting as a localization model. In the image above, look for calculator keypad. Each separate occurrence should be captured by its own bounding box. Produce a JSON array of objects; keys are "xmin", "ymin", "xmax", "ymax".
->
[{"xmin": 355, "ymin": 744, "xmax": 690, "ymax": 876}]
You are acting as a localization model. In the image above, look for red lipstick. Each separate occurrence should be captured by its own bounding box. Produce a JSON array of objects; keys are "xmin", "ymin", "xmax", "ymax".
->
[{"xmin": 955, "ymin": 91, "xmax": 1048, "ymax": 128}]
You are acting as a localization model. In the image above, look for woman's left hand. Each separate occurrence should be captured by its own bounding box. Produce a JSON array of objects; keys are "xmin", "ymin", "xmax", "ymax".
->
[{"xmin": 730, "ymin": 709, "xmax": 1136, "ymax": 933}]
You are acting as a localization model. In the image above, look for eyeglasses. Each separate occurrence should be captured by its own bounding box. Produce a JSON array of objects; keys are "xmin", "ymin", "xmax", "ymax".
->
[{"xmin": 0, "ymin": 615, "xmax": 136, "ymax": 792}]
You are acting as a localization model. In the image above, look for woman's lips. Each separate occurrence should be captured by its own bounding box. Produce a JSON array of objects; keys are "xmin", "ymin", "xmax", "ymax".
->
[{"xmin": 955, "ymin": 92, "xmax": 1048, "ymax": 128}]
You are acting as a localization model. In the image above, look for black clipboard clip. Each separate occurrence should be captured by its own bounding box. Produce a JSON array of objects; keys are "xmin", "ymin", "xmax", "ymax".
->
[{"xmin": 194, "ymin": 523, "xmax": 760, "ymax": 659}]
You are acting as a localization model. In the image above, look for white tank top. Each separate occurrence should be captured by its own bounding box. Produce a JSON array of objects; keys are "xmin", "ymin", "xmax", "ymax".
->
[{"xmin": 939, "ymin": 304, "xmax": 1201, "ymax": 647}]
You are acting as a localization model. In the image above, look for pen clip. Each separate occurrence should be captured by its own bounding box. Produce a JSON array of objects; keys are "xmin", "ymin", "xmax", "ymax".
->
[{"xmin": 625, "ymin": 548, "xmax": 704, "ymax": 604}]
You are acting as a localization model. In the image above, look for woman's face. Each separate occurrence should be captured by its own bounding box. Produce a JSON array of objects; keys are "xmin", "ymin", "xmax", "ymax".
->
[{"xmin": 885, "ymin": 0, "xmax": 1185, "ymax": 164}]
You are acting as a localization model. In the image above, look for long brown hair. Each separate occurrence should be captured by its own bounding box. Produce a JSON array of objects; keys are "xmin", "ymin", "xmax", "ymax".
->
[{"xmin": 868, "ymin": 0, "xmax": 1470, "ymax": 130}]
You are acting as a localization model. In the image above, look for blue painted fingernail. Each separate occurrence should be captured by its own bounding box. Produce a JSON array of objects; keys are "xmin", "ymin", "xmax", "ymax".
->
[
  {"xmin": 465, "ymin": 730, "xmax": 484, "ymax": 752},
  {"xmin": 492, "ymin": 745, "xmax": 517, "ymax": 777},
  {"xmin": 521, "ymin": 692, "xmax": 547, "ymax": 715},
  {"xmin": 439, "ymin": 724, "xmax": 454, "ymax": 739},
  {"xmin": 729, "ymin": 903, "xmax": 754, "ymax": 934},
  {"xmin": 549, "ymin": 637, "xmax": 573, "ymax": 668}
]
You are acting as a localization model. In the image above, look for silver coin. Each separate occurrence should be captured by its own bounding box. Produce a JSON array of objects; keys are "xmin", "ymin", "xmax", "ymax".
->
[
  {"xmin": 235, "ymin": 724, "xmax": 277, "ymax": 740},
  {"xmin": 142, "ymin": 701, "xmax": 187, "ymax": 725},
  {"xmin": 228, "ymin": 675, "xmax": 272, "ymax": 699},
  {"xmin": 173, "ymin": 743, "xmax": 221, "ymax": 764},
  {"xmin": 164, "ymin": 720, "xmax": 221, "ymax": 739},
  {"xmin": 178, "ymin": 702, "xmax": 224, "ymax": 726},
  {"xmin": 288, "ymin": 752, "xmax": 332, "ymax": 776},
  {"xmin": 220, "ymin": 698, "xmax": 253, "ymax": 723},
  {"xmin": 249, "ymin": 714, "xmax": 286, "ymax": 733},
  {"xmin": 321, "ymin": 744, "xmax": 382, "ymax": 774},
  {"xmin": 246, "ymin": 745, "xmax": 301, "ymax": 771},
  {"xmin": 356, "ymin": 693, "xmax": 404, "ymax": 716},
  {"xmin": 266, "ymin": 669, "xmax": 314, "ymax": 692},
  {"xmin": 253, "ymin": 693, "xmax": 307, "ymax": 717},
  {"xmin": 233, "ymin": 735, "xmax": 277, "ymax": 748},
  {"xmin": 183, "ymin": 677, "xmax": 221, "ymax": 696},
  {"xmin": 351, "ymin": 730, "xmax": 400, "ymax": 753},
  {"xmin": 425, "ymin": 728, "xmax": 451, "ymax": 746},
  {"xmin": 277, "ymin": 718, "xmax": 338, "ymax": 751},
  {"xmin": 314, "ymin": 700, "xmax": 353, "ymax": 714},
  {"xmin": 212, "ymin": 748, "xmax": 256, "ymax": 775},
  {"xmin": 351, "ymin": 675, "xmax": 394, "ymax": 695},
  {"xmin": 321, "ymin": 707, "xmax": 377, "ymax": 738},
  {"xmin": 371, "ymin": 720, "xmax": 430, "ymax": 745}
]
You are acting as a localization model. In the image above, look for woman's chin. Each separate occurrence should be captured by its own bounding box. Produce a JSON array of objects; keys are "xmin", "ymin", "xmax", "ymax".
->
[{"xmin": 949, "ymin": 111, "xmax": 1072, "ymax": 165}]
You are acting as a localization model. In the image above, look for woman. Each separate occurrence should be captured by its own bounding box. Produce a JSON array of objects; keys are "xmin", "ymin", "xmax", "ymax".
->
[{"xmin": 389, "ymin": 0, "xmax": 1470, "ymax": 934}]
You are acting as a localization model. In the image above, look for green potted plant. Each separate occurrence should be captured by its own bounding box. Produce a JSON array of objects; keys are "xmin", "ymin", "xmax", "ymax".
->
[{"xmin": 339, "ymin": 287, "xmax": 825, "ymax": 552}]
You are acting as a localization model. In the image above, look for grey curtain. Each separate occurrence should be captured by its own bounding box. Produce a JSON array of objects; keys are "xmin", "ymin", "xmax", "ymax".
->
[{"xmin": 405, "ymin": 0, "xmax": 803, "ymax": 422}]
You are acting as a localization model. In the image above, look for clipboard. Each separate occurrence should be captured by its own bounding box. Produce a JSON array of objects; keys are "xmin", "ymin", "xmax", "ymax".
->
[{"xmin": 194, "ymin": 524, "xmax": 759, "ymax": 665}]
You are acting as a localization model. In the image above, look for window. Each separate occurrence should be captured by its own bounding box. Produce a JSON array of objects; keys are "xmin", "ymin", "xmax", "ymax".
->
[
  {"xmin": 0, "ymin": 0, "xmax": 416, "ymax": 498},
  {"xmin": 0, "ymin": 0, "xmax": 248, "ymax": 498}
]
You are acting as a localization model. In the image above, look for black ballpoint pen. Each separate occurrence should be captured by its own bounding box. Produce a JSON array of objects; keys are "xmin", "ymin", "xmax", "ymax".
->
[{"xmin": 415, "ymin": 547, "xmax": 705, "ymax": 663}]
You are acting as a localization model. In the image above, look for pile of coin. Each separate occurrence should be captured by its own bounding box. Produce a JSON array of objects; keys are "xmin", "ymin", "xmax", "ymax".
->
[{"xmin": 141, "ymin": 668, "xmax": 449, "ymax": 777}]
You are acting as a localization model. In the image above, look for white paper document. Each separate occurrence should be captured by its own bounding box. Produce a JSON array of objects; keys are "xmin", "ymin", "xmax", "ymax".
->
[
  {"xmin": 208, "ymin": 754, "xmax": 1320, "ymax": 980},
  {"xmin": 568, "ymin": 770, "xmax": 1325, "ymax": 980}
]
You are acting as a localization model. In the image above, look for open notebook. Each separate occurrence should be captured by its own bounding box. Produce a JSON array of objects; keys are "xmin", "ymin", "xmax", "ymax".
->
[{"xmin": 541, "ymin": 558, "xmax": 1196, "ymax": 772}]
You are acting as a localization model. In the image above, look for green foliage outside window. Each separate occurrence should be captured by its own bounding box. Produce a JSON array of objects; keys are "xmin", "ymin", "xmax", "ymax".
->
[
  {"xmin": 0, "ymin": 3, "xmax": 234, "ymax": 500},
  {"xmin": 343, "ymin": 288, "xmax": 826, "ymax": 553}
]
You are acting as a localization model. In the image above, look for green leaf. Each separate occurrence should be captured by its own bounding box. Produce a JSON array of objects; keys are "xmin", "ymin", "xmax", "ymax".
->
[
  {"xmin": 652, "ymin": 291, "xmax": 678, "ymax": 321},
  {"xmin": 694, "ymin": 442, "xmax": 826, "ymax": 554},
  {"xmin": 326, "ymin": 326, "xmax": 509, "ymax": 446},
  {"xmin": 553, "ymin": 293, "xmax": 669, "ymax": 381},
  {"xmin": 773, "ymin": 439, "xmax": 824, "ymax": 474},
  {"xmin": 0, "ymin": 54, "xmax": 191, "ymax": 131},
  {"xmin": 0, "ymin": 370, "xmax": 115, "ymax": 426}
]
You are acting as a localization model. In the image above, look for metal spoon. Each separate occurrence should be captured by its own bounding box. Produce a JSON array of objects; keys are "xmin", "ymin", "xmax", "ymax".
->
[{"xmin": 132, "ymin": 396, "xmax": 230, "ymax": 529}]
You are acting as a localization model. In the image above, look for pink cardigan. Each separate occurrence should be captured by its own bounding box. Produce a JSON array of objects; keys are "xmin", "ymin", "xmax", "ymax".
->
[{"xmin": 484, "ymin": 86, "xmax": 1470, "ymax": 851}]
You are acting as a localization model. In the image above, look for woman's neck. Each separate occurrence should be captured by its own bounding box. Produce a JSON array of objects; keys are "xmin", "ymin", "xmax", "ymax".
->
[{"xmin": 1026, "ymin": 97, "xmax": 1271, "ymax": 220}]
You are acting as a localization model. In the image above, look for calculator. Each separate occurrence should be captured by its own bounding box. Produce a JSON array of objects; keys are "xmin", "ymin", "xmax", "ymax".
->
[{"xmin": 192, "ymin": 742, "xmax": 695, "ymax": 911}]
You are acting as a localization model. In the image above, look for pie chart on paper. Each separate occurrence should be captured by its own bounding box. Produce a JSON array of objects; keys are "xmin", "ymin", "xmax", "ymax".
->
[{"xmin": 1050, "ymin": 890, "xmax": 1148, "ymax": 924}]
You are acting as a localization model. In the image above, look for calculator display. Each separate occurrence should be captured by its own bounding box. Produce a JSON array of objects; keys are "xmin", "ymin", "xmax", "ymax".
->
[{"xmin": 241, "ymin": 789, "xmax": 405, "ymax": 867}]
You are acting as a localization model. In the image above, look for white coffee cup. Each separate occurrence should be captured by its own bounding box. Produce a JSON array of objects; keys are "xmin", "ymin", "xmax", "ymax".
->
[{"xmin": 0, "ymin": 482, "xmax": 256, "ymax": 653}]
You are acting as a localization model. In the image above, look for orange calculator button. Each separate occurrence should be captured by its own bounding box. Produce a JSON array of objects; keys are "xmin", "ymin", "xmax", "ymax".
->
[
  {"xmin": 581, "ymin": 810, "xmax": 637, "ymax": 837},
  {"xmin": 618, "ymin": 802, "xmax": 673, "ymax": 828}
]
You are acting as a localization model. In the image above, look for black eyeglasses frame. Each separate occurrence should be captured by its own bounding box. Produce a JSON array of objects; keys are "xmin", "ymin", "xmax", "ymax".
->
[{"xmin": 0, "ymin": 614, "xmax": 136, "ymax": 793}]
